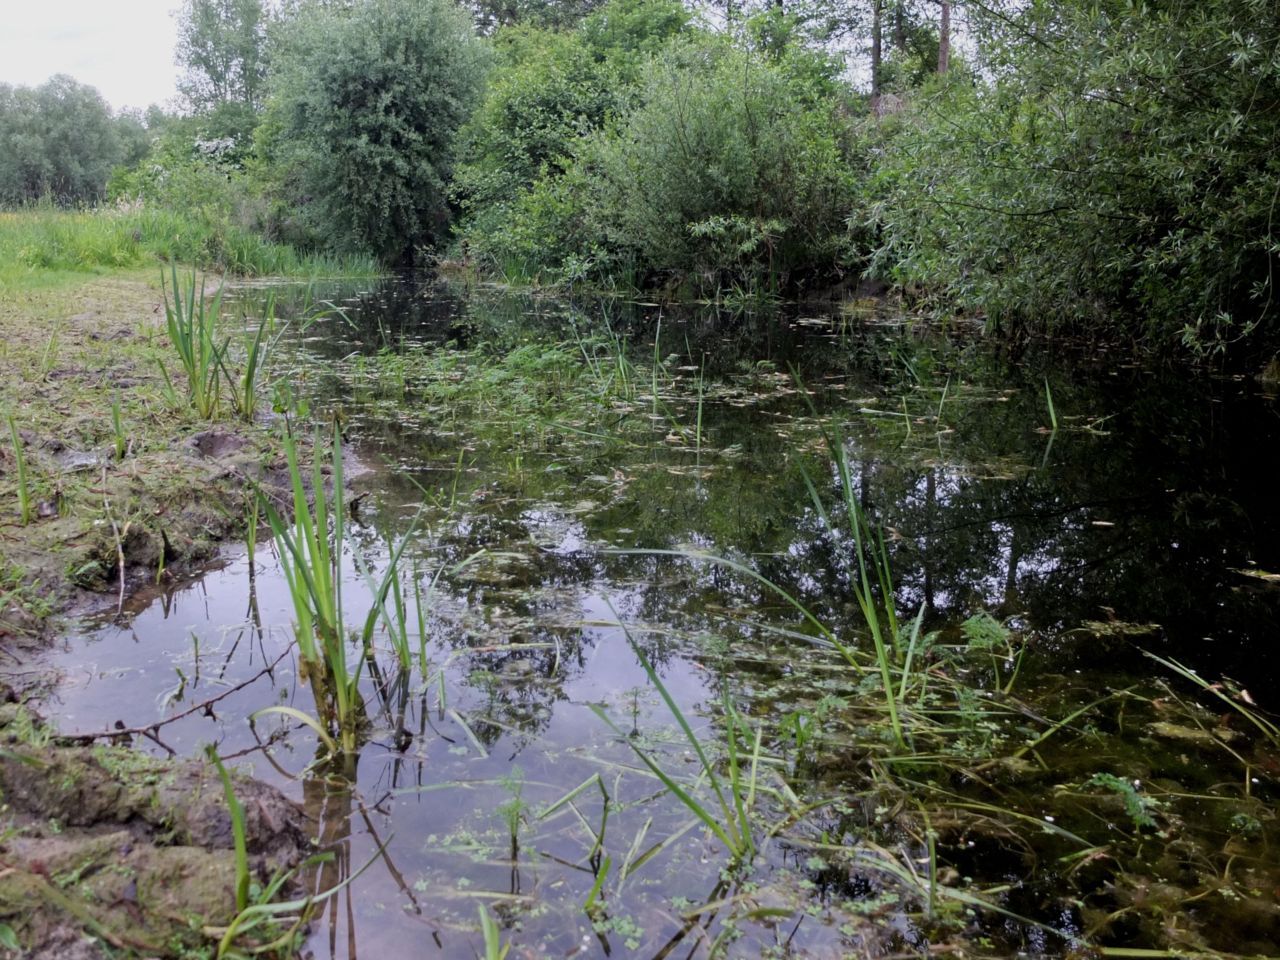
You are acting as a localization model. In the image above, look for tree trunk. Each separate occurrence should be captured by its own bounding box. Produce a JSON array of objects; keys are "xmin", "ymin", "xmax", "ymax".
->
[
  {"xmin": 893, "ymin": 2, "xmax": 905, "ymax": 53},
  {"xmin": 871, "ymin": 0, "xmax": 883, "ymax": 96},
  {"xmin": 938, "ymin": 0, "xmax": 951, "ymax": 74}
]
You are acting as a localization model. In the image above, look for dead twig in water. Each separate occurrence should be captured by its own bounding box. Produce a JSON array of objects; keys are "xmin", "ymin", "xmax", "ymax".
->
[{"xmin": 56, "ymin": 645, "xmax": 292, "ymax": 746}]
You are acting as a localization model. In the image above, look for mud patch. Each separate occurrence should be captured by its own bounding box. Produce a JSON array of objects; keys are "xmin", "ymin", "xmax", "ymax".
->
[{"xmin": 0, "ymin": 707, "xmax": 312, "ymax": 958}]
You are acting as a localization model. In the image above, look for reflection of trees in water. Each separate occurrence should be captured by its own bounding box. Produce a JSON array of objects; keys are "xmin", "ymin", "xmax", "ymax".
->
[{"xmin": 264, "ymin": 274, "xmax": 1280, "ymax": 699}]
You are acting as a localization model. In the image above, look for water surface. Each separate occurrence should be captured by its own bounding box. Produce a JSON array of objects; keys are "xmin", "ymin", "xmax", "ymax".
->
[{"xmin": 42, "ymin": 278, "xmax": 1280, "ymax": 957}]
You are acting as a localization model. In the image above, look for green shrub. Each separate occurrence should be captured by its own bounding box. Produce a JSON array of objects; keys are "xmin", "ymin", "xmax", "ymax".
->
[
  {"xmin": 868, "ymin": 0, "xmax": 1280, "ymax": 354},
  {"xmin": 578, "ymin": 38, "xmax": 860, "ymax": 292},
  {"xmin": 266, "ymin": 0, "xmax": 490, "ymax": 264},
  {"xmin": 452, "ymin": 0, "xmax": 692, "ymax": 280}
]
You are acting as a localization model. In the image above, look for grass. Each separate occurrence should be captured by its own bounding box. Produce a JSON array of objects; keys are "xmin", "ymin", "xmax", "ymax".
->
[
  {"xmin": 6, "ymin": 411, "xmax": 33, "ymax": 525},
  {"xmin": 478, "ymin": 905, "xmax": 510, "ymax": 959},
  {"xmin": 109, "ymin": 390, "xmax": 126, "ymax": 460},
  {"xmin": 592, "ymin": 623, "xmax": 763, "ymax": 863},
  {"xmin": 0, "ymin": 205, "xmax": 381, "ymax": 293}
]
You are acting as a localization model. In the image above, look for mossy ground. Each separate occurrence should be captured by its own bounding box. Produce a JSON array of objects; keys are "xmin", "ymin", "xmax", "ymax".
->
[{"xmin": 0, "ymin": 706, "xmax": 310, "ymax": 959}]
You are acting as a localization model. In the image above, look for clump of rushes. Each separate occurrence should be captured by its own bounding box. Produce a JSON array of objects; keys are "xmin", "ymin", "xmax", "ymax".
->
[
  {"xmin": 801, "ymin": 423, "xmax": 919, "ymax": 750},
  {"xmin": 160, "ymin": 263, "xmax": 229, "ymax": 419},
  {"xmin": 221, "ymin": 296, "xmax": 276, "ymax": 423},
  {"xmin": 261, "ymin": 420, "xmax": 362, "ymax": 760},
  {"xmin": 6, "ymin": 412, "xmax": 33, "ymax": 525},
  {"xmin": 259, "ymin": 418, "xmax": 418, "ymax": 768}
]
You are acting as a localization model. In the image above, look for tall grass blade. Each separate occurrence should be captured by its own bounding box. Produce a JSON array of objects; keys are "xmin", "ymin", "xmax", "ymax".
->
[
  {"xmin": 6, "ymin": 413, "xmax": 32, "ymax": 525},
  {"xmin": 205, "ymin": 747, "xmax": 250, "ymax": 912}
]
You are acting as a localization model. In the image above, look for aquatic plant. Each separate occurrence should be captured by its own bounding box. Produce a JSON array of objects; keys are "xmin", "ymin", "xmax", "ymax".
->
[
  {"xmin": 1044, "ymin": 377, "xmax": 1059, "ymax": 432},
  {"xmin": 801, "ymin": 419, "xmax": 921, "ymax": 749},
  {"xmin": 961, "ymin": 611, "xmax": 1025, "ymax": 694},
  {"xmin": 478, "ymin": 905, "xmax": 510, "ymax": 960},
  {"xmin": 205, "ymin": 745, "xmax": 346, "ymax": 959},
  {"xmin": 221, "ymin": 297, "xmax": 276, "ymax": 423},
  {"xmin": 261, "ymin": 418, "xmax": 451, "ymax": 766},
  {"xmin": 261, "ymin": 420, "xmax": 364, "ymax": 759},
  {"xmin": 161, "ymin": 264, "xmax": 229, "ymax": 419},
  {"xmin": 592, "ymin": 629, "xmax": 762, "ymax": 863}
]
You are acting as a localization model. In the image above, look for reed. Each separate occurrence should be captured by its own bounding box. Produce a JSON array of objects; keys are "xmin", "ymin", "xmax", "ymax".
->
[
  {"xmin": 801, "ymin": 422, "xmax": 912, "ymax": 749},
  {"xmin": 221, "ymin": 295, "xmax": 276, "ymax": 422},
  {"xmin": 1044, "ymin": 377, "xmax": 1058, "ymax": 432},
  {"xmin": 262, "ymin": 420, "xmax": 363, "ymax": 758},
  {"xmin": 206, "ymin": 747, "xmax": 251, "ymax": 913},
  {"xmin": 478, "ymin": 905, "xmax": 510, "ymax": 959},
  {"xmin": 161, "ymin": 264, "xmax": 229, "ymax": 419},
  {"xmin": 110, "ymin": 390, "xmax": 126, "ymax": 460}
]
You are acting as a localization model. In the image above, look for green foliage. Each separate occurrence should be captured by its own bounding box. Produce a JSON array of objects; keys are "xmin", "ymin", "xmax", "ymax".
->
[
  {"xmin": 869, "ymin": 0, "xmax": 1280, "ymax": 353},
  {"xmin": 161, "ymin": 265, "xmax": 231, "ymax": 419},
  {"xmin": 267, "ymin": 0, "xmax": 489, "ymax": 263},
  {"xmin": 1086, "ymin": 773, "xmax": 1161, "ymax": 831},
  {"xmin": 459, "ymin": 25, "xmax": 859, "ymax": 291},
  {"xmin": 206, "ymin": 747, "xmax": 252, "ymax": 912},
  {"xmin": 176, "ymin": 0, "xmax": 269, "ymax": 127},
  {"xmin": 452, "ymin": 0, "xmax": 691, "ymax": 280},
  {"xmin": 262, "ymin": 420, "xmax": 364, "ymax": 757},
  {"xmin": 0, "ymin": 76, "xmax": 140, "ymax": 205},
  {"xmin": 581, "ymin": 38, "xmax": 859, "ymax": 291},
  {"xmin": 578, "ymin": 0, "xmax": 692, "ymax": 71},
  {"xmin": 452, "ymin": 26, "xmax": 616, "ymax": 260}
]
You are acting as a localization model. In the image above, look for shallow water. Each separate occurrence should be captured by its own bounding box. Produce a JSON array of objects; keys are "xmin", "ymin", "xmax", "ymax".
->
[{"xmin": 41, "ymin": 278, "xmax": 1280, "ymax": 957}]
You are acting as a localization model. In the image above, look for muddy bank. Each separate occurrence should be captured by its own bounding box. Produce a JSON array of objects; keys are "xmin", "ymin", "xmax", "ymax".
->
[
  {"xmin": 0, "ymin": 273, "xmax": 321, "ymax": 956},
  {"xmin": 0, "ymin": 272, "xmax": 304, "ymax": 651},
  {"xmin": 0, "ymin": 704, "xmax": 311, "ymax": 959}
]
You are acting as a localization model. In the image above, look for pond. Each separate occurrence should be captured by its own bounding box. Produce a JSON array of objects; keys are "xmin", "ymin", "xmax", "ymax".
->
[{"xmin": 40, "ymin": 277, "xmax": 1280, "ymax": 958}]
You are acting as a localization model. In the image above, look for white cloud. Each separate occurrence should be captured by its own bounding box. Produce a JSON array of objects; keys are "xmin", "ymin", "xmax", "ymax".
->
[{"xmin": 0, "ymin": 0, "xmax": 182, "ymax": 112}]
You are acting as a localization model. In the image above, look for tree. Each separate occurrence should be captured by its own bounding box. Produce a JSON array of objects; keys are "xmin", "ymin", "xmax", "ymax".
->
[
  {"xmin": 936, "ymin": 0, "xmax": 949, "ymax": 73},
  {"xmin": 175, "ymin": 0, "xmax": 269, "ymax": 142},
  {"xmin": 267, "ymin": 0, "xmax": 490, "ymax": 262},
  {"xmin": 870, "ymin": 0, "xmax": 1280, "ymax": 353},
  {"xmin": 0, "ymin": 76, "xmax": 125, "ymax": 204}
]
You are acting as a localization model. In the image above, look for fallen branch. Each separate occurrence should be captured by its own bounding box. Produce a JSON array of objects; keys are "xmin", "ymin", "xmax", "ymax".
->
[{"xmin": 57, "ymin": 645, "xmax": 292, "ymax": 746}]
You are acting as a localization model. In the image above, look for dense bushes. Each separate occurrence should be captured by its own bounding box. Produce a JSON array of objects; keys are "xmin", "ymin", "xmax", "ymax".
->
[
  {"xmin": 581, "ymin": 39, "xmax": 858, "ymax": 291},
  {"xmin": 867, "ymin": 0, "xmax": 1280, "ymax": 354},
  {"xmin": 454, "ymin": 17, "xmax": 861, "ymax": 293}
]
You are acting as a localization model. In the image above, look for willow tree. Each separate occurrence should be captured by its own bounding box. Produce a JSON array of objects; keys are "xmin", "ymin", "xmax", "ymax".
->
[{"xmin": 266, "ymin": 0, "xmax": 490, "ymax": 263}]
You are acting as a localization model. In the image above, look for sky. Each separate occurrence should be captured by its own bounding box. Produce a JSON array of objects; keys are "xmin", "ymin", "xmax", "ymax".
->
[{"xmin": 0, "ymin": 0, "xmax": 182, "ymax": 112}]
